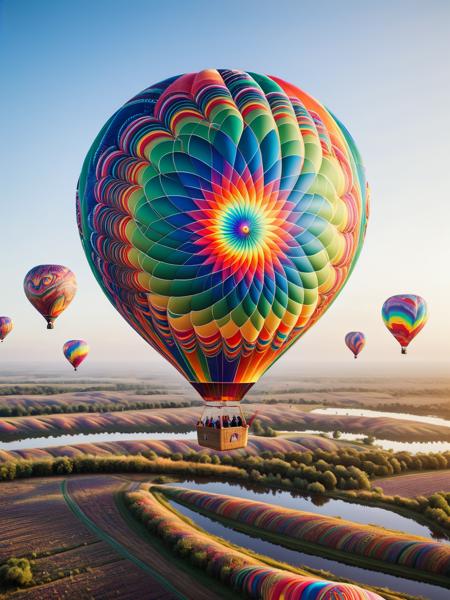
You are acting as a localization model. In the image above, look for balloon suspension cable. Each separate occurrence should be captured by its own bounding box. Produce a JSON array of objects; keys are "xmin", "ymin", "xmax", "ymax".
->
[
  {"xmin": 247, "ymin": 410, "xmax": 260, "ymax": 427},
  {"xmin": 401, "ymin": 347, "xmax": 407, "ymax": 355}
]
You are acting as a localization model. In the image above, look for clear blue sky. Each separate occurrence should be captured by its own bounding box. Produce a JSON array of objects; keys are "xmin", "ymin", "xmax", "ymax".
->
[{"xmin": 1, "ymin": 0, "xmax": 450, "ymax": 376}]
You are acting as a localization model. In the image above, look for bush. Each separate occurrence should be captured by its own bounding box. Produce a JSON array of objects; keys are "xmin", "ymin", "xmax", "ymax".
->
[
  {"xmin": 363, "ymin": 435, "xmax": 376, "ymax": 446},
  {"xmin": 307, "ymin": 481, "xmax": 326, "ymax": 494},
  {"xmin": 0, "ymin": 558, "xmax": 33, "ymax": 587}
]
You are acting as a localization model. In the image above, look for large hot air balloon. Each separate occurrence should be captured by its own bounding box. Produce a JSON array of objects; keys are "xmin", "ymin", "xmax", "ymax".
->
[
  {"xmin": 63, "ymin": 340, "xmax": 89, "ymax": 371},
  {"xmin": 345, "ymin": 331, "xmax": 365, "ymax": 359},
  {"xmin": 382, "ymin": 294, "xmax": 427, "ymax": 354},
  {"xmin": 0, "ymin": 317, "xmax": 13, "ymax": 342},
  {"xmin": 77, "ymin": 69, "xmax": 369, "ymax": 450},
  {"xmin": 24, "ymin": 265, "xmax": 77, "ymax": 329}
]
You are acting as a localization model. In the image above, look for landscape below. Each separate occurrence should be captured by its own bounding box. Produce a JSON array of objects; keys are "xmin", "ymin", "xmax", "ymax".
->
[{"xmin": 1, "ymin": 375, "xmax": 449, "ymax": 599}]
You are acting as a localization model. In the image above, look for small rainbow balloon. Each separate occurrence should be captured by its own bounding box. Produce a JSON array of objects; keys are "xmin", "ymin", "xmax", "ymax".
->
[
  {"xmin": 63, "ymin": 339, "xmax": 89, "ymax": 371},
  {"xmin": 345, "ymin": 331, "xmax": 365, "ymax": 358},
  {"xmin": 382, "ymin": 294, "xmax": 428, "ymax": 354},
  {"xmin": 0, "ymin": 317, "xmax": 13, "ymax": 342}
]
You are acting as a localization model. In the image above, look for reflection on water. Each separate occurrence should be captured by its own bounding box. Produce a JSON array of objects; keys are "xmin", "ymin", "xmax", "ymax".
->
[
  {"xmin": 312, "ymin": 407, "xmax": 450, "ymax": 429},
  {"xmin": 290, "ymin": 429, "xmax": 450, "ymax": 454},
  {"xmin": 170, "ymin": 500, "xmax": 448, "ymax": 600},
  {"xmin": 0, "ymin": 431, "xmax": 197, "ymax": 451},
  {"xmin": 173, "ymin": 479, "xmax": 449, "ymax": 542}
]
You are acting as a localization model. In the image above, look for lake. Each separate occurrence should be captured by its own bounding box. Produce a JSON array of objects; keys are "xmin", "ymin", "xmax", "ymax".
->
[
  {"xmin": 0, "ymin": 430, "xmax": 197, "ymax": 450},
  {"xmin": 312, "ymin": 407, "xmax": 450, "ymax": 428},
  {"xmin": 297, "ymin": 429, "xmax": 450, "ymax": 453}
]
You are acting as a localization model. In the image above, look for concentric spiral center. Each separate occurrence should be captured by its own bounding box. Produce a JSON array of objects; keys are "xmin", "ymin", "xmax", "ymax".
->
[{"xmin": 218, "ymin": 203, "xmax": 265, "ymax": 255}]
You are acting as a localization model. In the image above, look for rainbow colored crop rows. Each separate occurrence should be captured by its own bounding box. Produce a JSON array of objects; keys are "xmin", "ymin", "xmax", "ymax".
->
[
  {"xmin": 127, "ymin": 488, "xmax": 382, "ymax": 600},
  {"xmin": 162, "ymin": 486, "xmax": 450, "ymax": 577},
  {"xmin": 77, "ymin": 69, "xmax": 369, "ymax": 397}
]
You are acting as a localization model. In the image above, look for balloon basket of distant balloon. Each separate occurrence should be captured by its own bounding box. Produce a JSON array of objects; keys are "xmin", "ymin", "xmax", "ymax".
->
[{"xmin": 196, "ymin": 402, "xmax": 248, "ymax": 451}]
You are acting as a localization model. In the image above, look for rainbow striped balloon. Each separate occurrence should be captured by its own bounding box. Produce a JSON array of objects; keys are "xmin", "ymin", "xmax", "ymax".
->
[
  {"xmin": 382, "ymin": 294, "xmax": 427, "ymax": 354},
  {"xmin": 0, "ymin": 317, "xmax": 13, "ymax": 342},
  {"xmin": 345, "ymin": 331, "xmax": 365, "ymax": 358},
  {"xmin": 77, "ymin": 70, "xmax": 369, "ymax": 404},
  {"xmin": 63, "ymin": 339, "xmax": 89, "ymax": 371}
]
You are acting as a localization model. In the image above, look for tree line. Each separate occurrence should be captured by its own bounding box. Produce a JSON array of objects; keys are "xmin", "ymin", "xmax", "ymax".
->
[{"xmin": 1, "ymin": 445, "xmax": 450, "ymax": 532}]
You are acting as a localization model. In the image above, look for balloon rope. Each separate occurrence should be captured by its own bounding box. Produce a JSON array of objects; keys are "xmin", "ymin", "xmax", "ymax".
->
[{"xmin": 247, "ymin": 410, "xmax": 260, "ymax": 427}]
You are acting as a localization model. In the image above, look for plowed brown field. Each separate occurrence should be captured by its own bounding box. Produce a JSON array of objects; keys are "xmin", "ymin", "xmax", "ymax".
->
[{"xmin": 373, "ymin": 470, "xmax": 450, "ymax": 497}]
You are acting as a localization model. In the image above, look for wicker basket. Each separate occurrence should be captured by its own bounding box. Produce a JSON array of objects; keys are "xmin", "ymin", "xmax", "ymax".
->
[{"xmin": 196, "ymin": 425, "xmax": 249, "ymax": 451}]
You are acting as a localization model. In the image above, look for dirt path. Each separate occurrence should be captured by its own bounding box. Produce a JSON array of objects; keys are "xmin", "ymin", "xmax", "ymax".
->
[
  {"xmin": 65, "ymin": 475, "xmax": 224, "ymax": 600},
  {"xmin": 373, "ymin": 470, "xmax": 450, "ymax": 497}
]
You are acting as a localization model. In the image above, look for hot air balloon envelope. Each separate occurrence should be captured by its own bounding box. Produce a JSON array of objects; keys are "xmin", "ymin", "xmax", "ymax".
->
[
  {"xmin": 77, "ymin": 69, "xmax": 369, "ymax": 449},
  {"xmin": 0, "ymin": 317, "xmax": 13, "ymax": 342},
  {"xmin": 24, "ymin": 265, "xmax": 77, "ymax": 329},
  {"xmin": 345, "ymin": 331, "xmax": 365, "ymax": 359},
  {"xmin": 382, "ymin": 294, "xmax": 427, "ymax": 354},
  {"xmin": 63, "ymin": 340, "xmax": 89, "ymax": 371}
]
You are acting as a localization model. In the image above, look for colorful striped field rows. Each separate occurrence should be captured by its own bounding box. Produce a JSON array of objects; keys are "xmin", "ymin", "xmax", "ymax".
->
[
  {"xmin": 127, "ymin": 487, "xmax": 383, "ymax": 600},
  {"xmin": 161, "ymin": 486, "xmax": 450, "ymax": 577}
]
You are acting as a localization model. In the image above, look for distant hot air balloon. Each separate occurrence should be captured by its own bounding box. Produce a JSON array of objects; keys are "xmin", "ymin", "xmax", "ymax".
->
[
  {"xmin": 0, "ymin": 317, "xmax": 13, "ymax": 342},
  {"xmin": 345, "ymin": 331, "xmax": 365, "ymax": 359},
  {"xmin": 382, "ymin": 294, "xmax": 428, "ymax": 354},
  {"xmin": 24, "ymin": 265, "xmax": 77, "ymax": 329},
  {"xmin": 63, "ymin": 339, "xmax": 89, "ymax": 371},
  {"xmin": 77, "ymin": 69, "xmax": 369, "ymax": 450}
]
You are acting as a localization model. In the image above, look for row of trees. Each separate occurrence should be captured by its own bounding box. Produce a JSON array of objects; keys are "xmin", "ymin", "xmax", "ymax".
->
[
  {"xmin": 171, "ymin": 446, "xmax": 450, "ymax": 479},
  {"xmin": 1, "ymin": 446, "xmax": 449, "ymax": 533},
  {"xmin": 2, "ymin": 447, "xmax": 448, "ymax": 491},
  {"xmin": 0, "ymin": 455, "xmax": 245, "ymax": 482},
  {"xmin": 0, "ymin": 399, "xmax": 191, "ymax": 417},
  {"xmin": 0, "ymin": 383, "xmax": 170, "ymax": 397}
]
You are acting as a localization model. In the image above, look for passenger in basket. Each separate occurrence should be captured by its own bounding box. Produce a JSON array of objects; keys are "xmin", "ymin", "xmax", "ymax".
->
[{"xmin": 231, "ymin": 415, "xmax": 237, "ymax": 427}]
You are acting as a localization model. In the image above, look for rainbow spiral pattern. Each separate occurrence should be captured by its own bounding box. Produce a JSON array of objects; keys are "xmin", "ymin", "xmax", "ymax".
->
[
  {"xmin": 63, "ymin": 339, "xmax": 89, "ymax": 370},
  {"xmin": 382, "ymin": 294, "xmax": 428, "ymax": 353},
  {"xmin": 23, "ymin": 265, "xmax": 77, "ymax": 329},
  {"xmin": 163, "ymin": 486, "xmax": 450, "ymax": 578},
  {"xmin": 345, "ymin": 331, "xmax": 365, "ymax": 358},
  {"xmin": 0, "ymin": 317, "xmax": 13, "ymax": 342},
  {"xmin": 128, "ymin": 488, "xmax": 383, "ymax": 600},
  {"xmin": 77, "ymin": 70, "xmax": 369, "ymax": 401}
]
